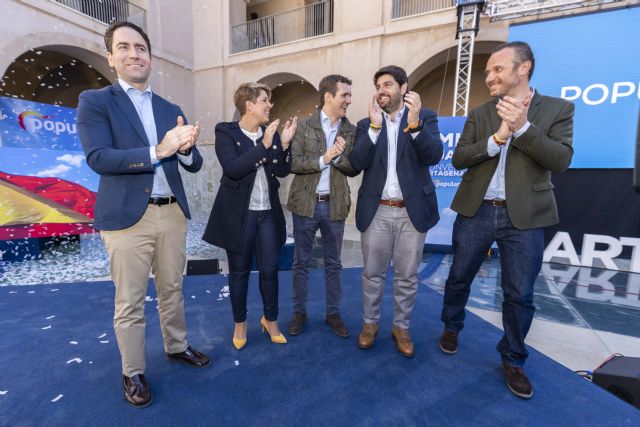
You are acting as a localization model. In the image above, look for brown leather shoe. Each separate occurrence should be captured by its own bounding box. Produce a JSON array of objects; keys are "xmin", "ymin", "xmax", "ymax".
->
[
  {"xmin": 123, "ymin": 374, "xmax": 152, "ymax": 408},
  {"xmin": 501, "ymin": 362, "xmax": 533, "ymax": 399},
  {"xmin": 287, "ymin": 312, "xmax": 307, "ymax": 336},
  {"xmin": 326, "ymin": 314, "xmax": 349, "ymax": 338},
  {"xmin": 167, "ymin": 346, "xmax": 211, "ymax": 367},
  {"xmin": 439, "ymin": 329, "xmax": 458, "ymax": 354},
  {"xmin": 392, "ymin": 326, "xmax": 414, "ymax": 358},
  {"xmin": 358, "ymin": 323, "xmax": 378, "ymax": 349}
]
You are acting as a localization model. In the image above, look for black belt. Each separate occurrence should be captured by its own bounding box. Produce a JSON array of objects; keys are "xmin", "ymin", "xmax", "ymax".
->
[
  {"xmin": 149, "ymin": 196, "xmax": 176, "ymax": 206},
  {"xmin": 483, "ymin": 199, "xmax": 506, "ymax": 207},
  {"xmin": 316, "ymin": 193, "xmax": 330, "ymax": 202}
]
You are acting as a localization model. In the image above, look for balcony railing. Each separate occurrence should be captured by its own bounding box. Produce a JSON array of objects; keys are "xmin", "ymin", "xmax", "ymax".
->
[
  {"xmin": 231, "ymin": 0, "xmax": 334, "ymax": 54},
  {"xmin": 54, "ymin": 0, "xmax": 146, "ymax": 30},
  {"xmin": 391, "ymin": 0, "xmax": 456, "ymax": 18}
]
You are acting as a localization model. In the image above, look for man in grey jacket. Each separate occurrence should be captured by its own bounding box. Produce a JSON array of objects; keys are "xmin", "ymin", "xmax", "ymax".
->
[{"xmin": 287, "ymin": 74, "xmax": 359, "ymax": 337}]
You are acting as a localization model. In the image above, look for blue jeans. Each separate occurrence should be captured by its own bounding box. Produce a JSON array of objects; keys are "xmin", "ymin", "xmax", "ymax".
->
[
  {"xmin": 292, "ymin": 201, "xmax": 345, "ymax": 315},
  {"xmin": 227, "ymin": 209, "xmax": 280, "ymax": 323},
  {"xmin": 441, "ymin": 204, "xmax": 544, "ymax": 367}
]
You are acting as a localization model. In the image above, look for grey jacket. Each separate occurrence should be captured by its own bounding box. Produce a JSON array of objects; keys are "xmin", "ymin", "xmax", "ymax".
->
[{"xmin": 287, "ymin": 110, "xmax": 359, "ymax": 221}]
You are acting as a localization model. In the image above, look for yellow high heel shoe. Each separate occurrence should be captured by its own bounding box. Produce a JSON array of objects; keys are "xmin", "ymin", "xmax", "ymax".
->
[
  {"xmin": 232, "ymin": 336, "xmax": 247, "ymax": 350},
  {"xmin": 233, "ymin": 322, "xmax": 247, "ymax": 350},
  {"xmin": 260, "ymin": 316, "xmax": 287, "ymax": 344}
]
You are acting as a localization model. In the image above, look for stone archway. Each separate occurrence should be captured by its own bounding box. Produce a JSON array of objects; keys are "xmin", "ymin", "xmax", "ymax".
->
[
  {"xmin": 257, "ymin": 72, "xmax": 318, "ymax": 124},
  {"xmin": 408, "ymin": 41, "xmax": 503, "ymax": 116},
  {"xmin": 0, "ymin": 45, "xmax": 112, "ymax": 108}
]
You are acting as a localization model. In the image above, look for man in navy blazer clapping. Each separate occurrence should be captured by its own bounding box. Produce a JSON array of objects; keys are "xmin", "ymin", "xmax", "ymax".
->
[{"xmin": 349, "ymin": 65, "xmax": 442, "ymax": 358}]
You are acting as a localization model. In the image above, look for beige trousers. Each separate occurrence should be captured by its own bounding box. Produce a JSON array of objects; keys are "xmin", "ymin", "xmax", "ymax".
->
[{"xmin": 101, "ymin": 203, "xmax": 189, "ymax": 376}]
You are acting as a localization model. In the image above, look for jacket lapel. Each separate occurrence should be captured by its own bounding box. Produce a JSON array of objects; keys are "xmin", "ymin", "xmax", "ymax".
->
[
  {"xmin": 527, "ymin": 90, "xmax": 542, "ymax": 123},
  {"xmin": 377, "ymin": 120, "xmax": 388, "ymax": 171},
  {"xmin": 395, "ymin": 109, "xmax": 409, "ymax": 164},
  {"xmin": 111, "ymin": 82, "xmax": 150, "ymax": 146},
  {"xmin": 152, "ymin": 93, "xmax": 166, "ymax": 145}
]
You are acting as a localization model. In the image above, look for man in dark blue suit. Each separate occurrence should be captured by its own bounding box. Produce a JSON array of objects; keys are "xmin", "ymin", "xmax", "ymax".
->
[
  {"xmin": 349, "ymin": 65, "xmax": 442, "ymax": 357},
  {"xmin": 77, "ymin": 22, "xmax": 210, "ymax": 408}
]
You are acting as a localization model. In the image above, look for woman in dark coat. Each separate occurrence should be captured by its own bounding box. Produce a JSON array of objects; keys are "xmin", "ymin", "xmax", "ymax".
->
[{"xmin": 203, "ymin": 82, "xmax": 297, "ymax": 350}]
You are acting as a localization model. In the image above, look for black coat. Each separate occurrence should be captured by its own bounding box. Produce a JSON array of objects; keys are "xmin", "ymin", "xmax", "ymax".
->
[{"xmin": 202, "ymin": 121, "xmax": 291, "ymax": 254}]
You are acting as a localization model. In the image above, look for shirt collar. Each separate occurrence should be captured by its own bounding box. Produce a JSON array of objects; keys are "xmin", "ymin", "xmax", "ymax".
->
[
  {"xmin": 383, "ymin": 106, "xmax": 405, "ymax": 123},
  {"xmin": 320, "ymin": 110, "xmax": 339, "ymax": 130},
  {"xmin": 119, "ymin": 78, "xmax": 152, "ymax": 96}
]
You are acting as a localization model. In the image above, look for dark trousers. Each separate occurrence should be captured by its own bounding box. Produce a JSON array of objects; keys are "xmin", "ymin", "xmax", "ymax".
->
[
  {"xmin": 227, "ymin": 209, "xmax": 280, "ymax": 323},
  {"xmin": 441, "ymin": 204, "xmax": 544, "ymax": 367},
  {"xmin": 291, "ymin": 201, "xmax": 345, "ymax": 315}
]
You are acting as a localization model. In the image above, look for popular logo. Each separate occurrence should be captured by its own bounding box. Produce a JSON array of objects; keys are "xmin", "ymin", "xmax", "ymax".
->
[{"xmin": 18, "ymin": 110, "xmax": 76, "ymax": 135}]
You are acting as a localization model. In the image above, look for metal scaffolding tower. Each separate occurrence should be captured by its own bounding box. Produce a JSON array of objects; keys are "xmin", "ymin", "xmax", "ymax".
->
[
  {"xmin": 453, "ymin": 1, "xmax": 485, "ymax": 116},
  {"xmin": 451, "ymin": 0, "xmax": 628, "ymax": 116}
]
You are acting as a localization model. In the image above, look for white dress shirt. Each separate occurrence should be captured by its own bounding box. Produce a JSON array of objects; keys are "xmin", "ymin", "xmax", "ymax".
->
[
  {"xmin": 316, "ymin": 110, "xmax": 339, "ymax": 195},
  {"xmin": 241, "ymin": 127, "xmax": 271, "ymax": 211}
]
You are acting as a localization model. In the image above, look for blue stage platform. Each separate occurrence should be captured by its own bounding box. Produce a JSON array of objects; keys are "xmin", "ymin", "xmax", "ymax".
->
[{"xmin": 0, "ymin": 267, "xmax": 638, "ymax": 426}]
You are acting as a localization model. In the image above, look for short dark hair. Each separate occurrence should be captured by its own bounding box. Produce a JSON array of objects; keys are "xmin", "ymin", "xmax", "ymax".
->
[
  {"xmin": 493, "ymin": 41, "xmax": 535, "ymax": 80},
  {"xmin": 373, "ymin": 65, "xmax": 408, "ymax": 88},
  {"xmin": 234, "ymin": 82, "xmax": 272, "ymax": 116},
  {"xmin": 318, "ymin": 74, "xmax": 352, "ymax": 108},
  {"xmin": 104, "ymin": 21, "xmax": 151, "ymax": 54}
]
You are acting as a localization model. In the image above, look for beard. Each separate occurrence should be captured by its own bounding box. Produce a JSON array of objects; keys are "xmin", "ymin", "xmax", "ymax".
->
[{"xmin": 378, "ymin": 92, "xmax": 403, "ymax": 114}]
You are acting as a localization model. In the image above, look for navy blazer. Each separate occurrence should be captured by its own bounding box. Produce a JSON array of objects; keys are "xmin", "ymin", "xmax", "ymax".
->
[
  {"xmin": 77, "ymin": 82, "xmax": 203, "ymax": 231},
  {"xmin": 202, "ymin": 122, "xmax": 291, "ymax": 254},
  {"xmin": 349, "ymin": 108, "xmax": 442, "ymax": 233}
]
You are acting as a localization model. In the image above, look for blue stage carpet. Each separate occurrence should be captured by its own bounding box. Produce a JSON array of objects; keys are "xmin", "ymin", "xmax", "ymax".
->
[{"xmin": 0, "ymin": 267, "xmax": 638, "ymax": 426}]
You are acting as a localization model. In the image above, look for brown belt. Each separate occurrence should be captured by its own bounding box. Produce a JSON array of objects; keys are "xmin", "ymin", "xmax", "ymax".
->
[
  {"xmin": 316, "ymin": 193, "xmax": 330, "ymax": 202},
  {"xmin": 379, "ymin": 199, "xmax": 405, "ymax": 208},
  {"xmin": 483, "ymin": 199, "xmax": 506, "ymax": 207}
]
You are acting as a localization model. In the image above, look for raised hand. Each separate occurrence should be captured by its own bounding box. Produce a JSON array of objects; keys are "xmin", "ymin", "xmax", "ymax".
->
[
  {"xmin": 262, "ymin": 119, "xmax": 280, "ymax": 149},
  {"xmin": 403, "ymin": 91, "xmax": 422, "ymax": 125},
  {"xmin": 496, "ymin": 93, "xmax": 530, "ymax": 133},
  {"xmin": 369, "ymin": 93, "xmax": 383, "ymax": 127},
  {"xmin": 157, "ymin": 116, "xmax": 195, "ymax": 160},
  {"xmin": 323, "ymin": 135, "xmax": 345, "ymax": 165},
  {"xmin": 179, "ymin": 120, "xmax": 200, "ymax": 154},
  {"xmin": 280, "ymin": 116, "xmax": 298, "ymax": 150}
]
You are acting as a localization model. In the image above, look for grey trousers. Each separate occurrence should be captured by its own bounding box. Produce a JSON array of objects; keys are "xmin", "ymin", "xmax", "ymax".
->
[{"xmin": 360, "ymin": 205, "xmax": 426, "ymax": 329}]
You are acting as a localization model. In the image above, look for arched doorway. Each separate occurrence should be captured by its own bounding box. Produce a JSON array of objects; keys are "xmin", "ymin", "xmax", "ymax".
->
[
  {"xmin": 409, "ymin": 42, "xmax": 502, "ymax": 116},
  {"xmin": 0, "ymin": 46, "xmax": 111, "ymax": 108},
  {"xmin": 258, "ymin": 72, "xmax": 318, "ymax": 123}
]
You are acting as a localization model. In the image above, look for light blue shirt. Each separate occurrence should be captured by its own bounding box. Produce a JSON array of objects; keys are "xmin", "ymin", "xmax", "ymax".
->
[
  {"xmin": 119, "ymin": 78, "xmax": 192, "ymax": 197},
  {"xmin": 316, "ymin": 110, "xmax": 339, "ymax": 194},
  {"xmin": 484, "ymin": 89, "xmax": 534, "ymax": 200}
]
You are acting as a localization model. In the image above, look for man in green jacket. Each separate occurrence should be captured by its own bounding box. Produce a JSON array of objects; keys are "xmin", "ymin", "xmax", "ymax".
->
[
  {"xmin": 287, "ymin": 74, "xmax": 359, "ymax": 337},
  {"xmin": 438, "ymin": 42, "xmax": 574, "ymax": 399}
]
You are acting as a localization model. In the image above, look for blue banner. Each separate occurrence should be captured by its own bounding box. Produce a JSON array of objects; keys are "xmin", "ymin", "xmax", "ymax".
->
[
  {"xmin": 0, "ymin": 96, "xmax": 81, "ymax": 151},
  {"xmin": 509, "ymin": 8, "xmax": 640, "ymax": 168},
  {"xmin": 427, "ymin": 116, "xmax": 466, "ymax": 246}
]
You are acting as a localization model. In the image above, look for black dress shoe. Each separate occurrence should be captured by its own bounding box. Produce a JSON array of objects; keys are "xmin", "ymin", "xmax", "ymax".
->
[
  {"xmin": 501, "ymin": 362, "xmax": 533, "ymax": 399},
  {"xmin": 288, "ymin": 312, "xmax": 307, "ymax": 336},
  {"xmin": 123, "ymin": 374, "xmax": 152, "ymax": 408},
  {"xmin": 167, "ymin": 346, "xmax": 211, "ymax": 367},
  {"xmin": 326, "ymin": 314, "xmax": 349, "ymax": 338}
]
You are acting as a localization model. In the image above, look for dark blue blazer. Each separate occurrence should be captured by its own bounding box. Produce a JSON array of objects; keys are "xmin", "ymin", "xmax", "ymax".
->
[
  {"xmin": 349, "ymin": 108, "xmax": 442, "ymax": 233},
  {"xmin": 77, "ymin": 82, "xmax": 203, "ymax": 231},
  {"xmin": 202, "ymin": 122, "xmax": 291, "ymax": 254}
]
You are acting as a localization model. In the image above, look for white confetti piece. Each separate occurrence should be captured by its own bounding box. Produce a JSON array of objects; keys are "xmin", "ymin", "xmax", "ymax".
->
[
  {"xmin": 97, "ymin": 333, "xmax": 106, "ymax": 338},
  {"xmin": 69, "ymin": 341, "xmax": 78, "ymax": 345},
  {"xmin": 28, "ymin": 291, "xmax": 35, "ymax": 294},
  {"xmin": 205, "ymin": 290, "xmax": 211, "ymax": 294},
  {"xmin": 191, "ymin": 295, "xmax": 196, "ymax": 299},
  {"xmin": 234, "ymin": 360, "xmax": 239, "ymax": 366},
  {"xmin": 100, "ymin": 340, "xmax": 109, "ymax": 344},
  {"xmin": 0, "ymin": 391, "xmax": 7, "ymax": 395},
  {"xmin": 89, "ymin": 361, "xmax": 93, "ymax": 364},
  {"xmin": 9, "ymin": 291, "xmax": 17, "ymax": 294},
  {"xmin": 145, "ymin": 296, "xmax": 153, "ymax": 302},
  {"xmin": 217, "ymin": 298, "xmax": 222, "ymax": 301},
  {"xmin": 46, "ymin": 315, "xmax": 55, "ymax": 320},
  {"xmin": 41, "ymin": 325, "xmax": 52, "ymax": 330},
  {"xmin": 51, "ymin": 394, "xmax": 63, "ymax": 402},
  {"xmin": 51, "ymin": 289, "xmax": 59, "ymax": 292},
  {"xmin": 66, "ymin": 358, "xmax": 82, "ymax": 364}
]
